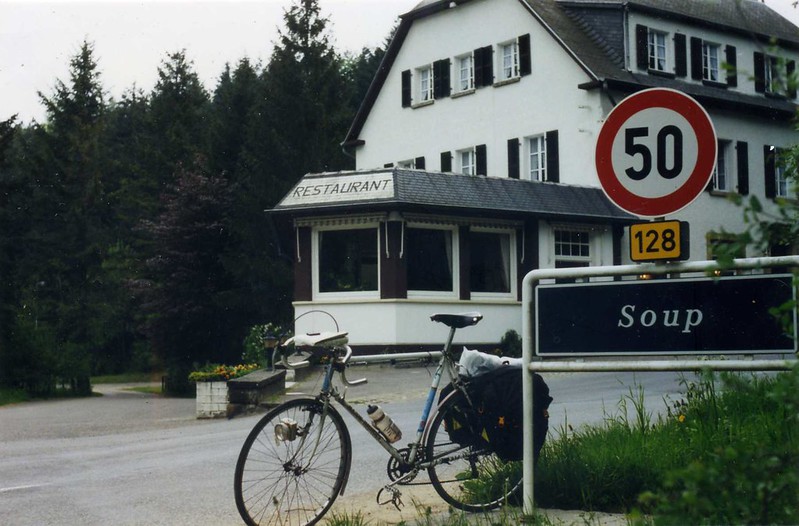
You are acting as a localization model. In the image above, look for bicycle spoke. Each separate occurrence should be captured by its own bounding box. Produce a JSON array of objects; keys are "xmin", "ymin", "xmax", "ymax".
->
[{"xmin": 234, "ymin": 398, "xmax": 350, "ymax": 525}]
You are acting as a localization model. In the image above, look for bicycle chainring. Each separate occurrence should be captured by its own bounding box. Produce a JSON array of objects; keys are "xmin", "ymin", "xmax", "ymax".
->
[{"xmin": 386, "ymin": 447, "xmax": 422, "ymax": 484}]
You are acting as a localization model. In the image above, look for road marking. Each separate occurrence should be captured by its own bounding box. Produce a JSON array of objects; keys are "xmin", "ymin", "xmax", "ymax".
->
[{"xmin": 0, "ymin": 483, "xmax": 51, "ymax": 493}]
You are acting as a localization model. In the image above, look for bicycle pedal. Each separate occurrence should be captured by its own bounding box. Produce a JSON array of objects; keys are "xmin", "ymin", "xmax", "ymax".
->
[{"xmin": 376, "ymin": 486, "xmax": 404, "ymax": 511}]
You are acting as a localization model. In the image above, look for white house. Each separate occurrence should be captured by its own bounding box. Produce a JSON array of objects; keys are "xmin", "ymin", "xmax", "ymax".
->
[{"xmin": 273, "ymin": 0, "xmax": 799, "ymax": 351}]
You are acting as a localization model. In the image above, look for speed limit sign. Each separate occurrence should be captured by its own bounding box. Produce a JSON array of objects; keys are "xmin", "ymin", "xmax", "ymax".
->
[{"xmin": 595, "ymin": 88, "xmax": 716, "ymax": 217}]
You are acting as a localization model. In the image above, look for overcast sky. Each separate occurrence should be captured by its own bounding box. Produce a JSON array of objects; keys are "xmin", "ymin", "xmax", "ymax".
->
[{"xmin": 1, "ymin": 0, "xmax": 798, "ymax": 125}]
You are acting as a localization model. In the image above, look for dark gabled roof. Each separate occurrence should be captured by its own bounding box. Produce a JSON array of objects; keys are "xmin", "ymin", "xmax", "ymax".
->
[
  {"xmin": 273, "ymin": 169, "xmax": 636, "ymax": 223},
  {"xmin": 626, "ymin": 0, "xmax": 799, "ymax": 46},
  {"xmin": 342, "ymin": 0, "xmax": 799, "ymax": 148}
]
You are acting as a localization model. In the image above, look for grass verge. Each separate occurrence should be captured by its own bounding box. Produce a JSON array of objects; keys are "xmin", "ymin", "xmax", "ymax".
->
[
  {"xmin": 0, "ymin": 387, "xmax": 30, "ymax": 406},
  {"xmin": 535, "ymin": 367, "xmax": 799, "ymax": 524}
]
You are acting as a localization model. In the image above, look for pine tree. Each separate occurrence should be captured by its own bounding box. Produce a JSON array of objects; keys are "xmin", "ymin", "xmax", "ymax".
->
[
  {"xmin": 148, "ymin": 50, "xmax": 210, "ymax": 190},
  {"xmin": 248, "ymin": 0, "xmax": 354, "ymax": 202},
  {"xmin": 6, "ymin": 40, "xmax": 111, "ymax": 393}
]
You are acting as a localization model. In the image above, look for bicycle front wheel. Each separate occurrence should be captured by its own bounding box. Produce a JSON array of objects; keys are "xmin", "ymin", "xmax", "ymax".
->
[
  {"xmin": 425, "ymin": 392, "xmax": 522, "ymax": 512},
  {"xmin": 234, "ymin": 397, "xmax": 351, "ymax": 526}
]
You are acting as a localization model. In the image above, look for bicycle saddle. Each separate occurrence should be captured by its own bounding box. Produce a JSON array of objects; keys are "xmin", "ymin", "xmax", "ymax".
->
[{"xmin": 430, "ymin": 312, "xmax": 483, "ymax": 329}]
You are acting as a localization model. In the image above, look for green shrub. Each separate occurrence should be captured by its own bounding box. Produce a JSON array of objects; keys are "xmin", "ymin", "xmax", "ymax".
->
[
  {"xmin": 242, "ymin": 323, "xmax": 289, "ymax": 367},
  {"xmin": 498, "ymin": 329, "xmax": 522, "ymax": 358},
  {"xmin": 534, "ymin": 366, "xmax": 799, "ymax": 523},
  {"xmin": 638, "ymin": 366, "xmax": 799, "ymax": 525}
]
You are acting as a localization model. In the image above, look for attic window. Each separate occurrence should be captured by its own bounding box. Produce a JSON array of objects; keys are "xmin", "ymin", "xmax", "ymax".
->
[
  {"xmin": 456, "ymin": 53, "xmax": 474, "ymax": 92},
  {"xmin": 417, "ymin": 65, "xmax": 433, "ymax": 102},
  {"xmin": 648, "ymin": 30, "xmax": 668, "ymax": 72},
  {"xmin": 702, "ymin": 42, "xmax": 721, "ymax": 82},
  {"xmin": 500, "ymin": 40, "xmax": 519, "ymax": 80}
]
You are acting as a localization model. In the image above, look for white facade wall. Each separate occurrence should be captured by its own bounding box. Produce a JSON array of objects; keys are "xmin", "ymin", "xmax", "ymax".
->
[
  {"xmin": 356, "ymin": 0, "xmax": 798, "ymax": 265},
  {"xmin": 357, "ymin": 0, "xmax": 605, "ymax": 187},
  {"xmin": 294, "ymin": 300, "xmax": 521, "ymax": 347},
  {"xmin": 622, "ymin": 12, "xmax": 799, "ymax": 261}
]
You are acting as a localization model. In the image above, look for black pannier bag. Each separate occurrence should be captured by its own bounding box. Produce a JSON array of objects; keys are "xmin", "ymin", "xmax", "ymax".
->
[{"xmin": 439, "ymin": 366, "xmax": 552, "ymax": 462}]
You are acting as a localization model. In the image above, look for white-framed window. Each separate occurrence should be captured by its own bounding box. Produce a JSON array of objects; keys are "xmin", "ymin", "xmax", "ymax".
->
[
  {"xmin": 526, "ymin": 134, "xmax": 546, "ymax": 181},
  {"xmin": 469, "ymin": 227, "xmax": 516, "ymax": 297},
  {"xmin": 314, "ymin": 225, "xmax": 379, "ymax": 297},
  {"xmin": 713, "ymin": 140, "xmax": 732, "ymax": 192},
  {"xmin": 776, "ymin": 162, "xmax": 789, "ymax": 197},
  {"xmin": 457, "ymin": 53, "xmax": 474, "ymax": 92},
  {"xmin": 648, "ymin": 30, "xmax": 668, "ymax": 72},
  {"xmin": 554, "ymin": 229, "xmax": 590, "ymax": 262},
  {"xmin": 765, "ymin": 55, "xmax": 781, "ymax": 94},
  {"xmin": 702, "ymin": 41, "xmax": 721, "ymax": 82},
  {"xmin": 458, "ymin": 148, "xmax": 475, "ymax": 175},
  {"xmin": 406, "ymin": 224, "xmax": 458, "ymax": 297},
  {"xmin": 417, "ymin": 65, "xmax": 433, "ymax": 102},
  {"xmin": 500, "ymin": 40, "xmax": 519, "ymax": 80},
  {"xmin": 397, "ymin": 159, "xmax": 415, "ymax": 169}
]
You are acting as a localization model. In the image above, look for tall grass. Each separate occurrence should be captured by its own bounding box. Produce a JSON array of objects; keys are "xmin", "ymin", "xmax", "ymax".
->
[{"xmin": 535, "ymin": 366, "xmax": 799, "ymax": 524}]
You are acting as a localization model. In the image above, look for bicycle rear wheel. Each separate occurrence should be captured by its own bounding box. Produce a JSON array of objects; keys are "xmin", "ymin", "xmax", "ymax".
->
[
  {"xmin": 425, "ymin": 391, "xmax": 522, "ymax": 512},
  {"xmin": 234, "ymin": 397, "xmax": 351, "ymax": 526}
]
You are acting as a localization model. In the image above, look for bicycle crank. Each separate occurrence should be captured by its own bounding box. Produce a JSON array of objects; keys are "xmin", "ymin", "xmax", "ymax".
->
[{"xmin": 386, "ymin": 447, "xmax": 421, "ymax": 483}]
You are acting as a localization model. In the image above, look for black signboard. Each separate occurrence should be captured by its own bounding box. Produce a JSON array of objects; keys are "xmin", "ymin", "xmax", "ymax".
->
[{"xmin": 536, "ymin": 274, "xmax": 795, "ymax": 356}]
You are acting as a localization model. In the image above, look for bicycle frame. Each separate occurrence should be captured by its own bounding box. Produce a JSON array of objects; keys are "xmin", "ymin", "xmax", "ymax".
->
[{"xmin": 300, "ymin": 324, "xmax": 465, "ymax": 483}]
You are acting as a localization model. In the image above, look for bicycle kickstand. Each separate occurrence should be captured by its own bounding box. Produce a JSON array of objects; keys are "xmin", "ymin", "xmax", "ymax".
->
[{"xmin": 376, "ymin": 485, "xmax": 404, "ymax": 511}]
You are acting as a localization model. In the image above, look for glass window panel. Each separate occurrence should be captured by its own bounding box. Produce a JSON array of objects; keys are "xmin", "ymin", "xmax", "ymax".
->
[
  {"xmin": 318, "ymin": 229, "xmax": 378, "ymax": 293},
  {"xmin": 407, "ymin": 228, "xmax": 453, "ymax": 291},
  {"xmin": 470, "ymin": 231, "xmax": 511, "ymax": 293}
]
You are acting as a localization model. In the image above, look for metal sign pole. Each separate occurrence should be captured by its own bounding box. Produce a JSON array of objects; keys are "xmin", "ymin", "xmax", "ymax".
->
[{"xmin": 521, "ymin": 256, "xmax": 799, "ymax": 518}]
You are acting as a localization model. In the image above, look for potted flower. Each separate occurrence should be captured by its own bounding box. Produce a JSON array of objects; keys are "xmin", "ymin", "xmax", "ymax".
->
[{"xmin": 190, "ymin": 363, "xmax": 258, "ymax": 418}]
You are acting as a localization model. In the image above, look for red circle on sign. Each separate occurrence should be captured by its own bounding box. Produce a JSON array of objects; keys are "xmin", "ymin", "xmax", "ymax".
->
[{"xmin": 595, "ymin": 88, "xmax": 716, "ymax": 217}]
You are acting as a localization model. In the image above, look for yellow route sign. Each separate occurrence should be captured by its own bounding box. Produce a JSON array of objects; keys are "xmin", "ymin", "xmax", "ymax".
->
[{"xmin": 630, "ymin": 220, "xmax": 689, "ymax": 262}]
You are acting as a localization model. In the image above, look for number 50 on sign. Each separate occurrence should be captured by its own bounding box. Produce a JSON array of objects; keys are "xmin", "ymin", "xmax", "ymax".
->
[{"xmin": 630, "ymin": 220, "xmax": 689, "ymax": 262}]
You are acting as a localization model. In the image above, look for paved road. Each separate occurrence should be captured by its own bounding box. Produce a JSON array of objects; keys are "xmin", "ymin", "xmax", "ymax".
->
[{"xmin": 0, "ymin": 364, "xmax": 687, "ymax": 525}]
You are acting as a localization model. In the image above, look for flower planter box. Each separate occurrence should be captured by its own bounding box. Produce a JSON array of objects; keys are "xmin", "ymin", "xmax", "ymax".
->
[{"xmin": 195, "ymin": 381, "xmax": 229, "ymax": 419}]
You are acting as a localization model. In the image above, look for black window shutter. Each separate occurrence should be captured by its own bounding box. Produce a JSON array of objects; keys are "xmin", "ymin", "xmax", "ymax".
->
[
  {"xmin": 440, "ymin": 151, "xmax": 452, "ymax": 172},
  {"xmin": 415, "ymin": 156, "xmax": 426, "ymax": 170},
  {"xmin": 474, "ymin": 46, "xmax": 493, "ymax": 87},
  {"xmin": 635, "ymin": 25, "xmax": 649, "ymax": 70},
  {"xmin": 545, "ymin": 130, "xmax": 559, "ymax": 183},
  {"xmin": 507, "ymin": 138, "xmax": 520, "ymax": 179},
  {"xmin": 475, "ymin": 145, "xmax": 487, "ymax": 176},
  {"xmin": 518, "ymin": 34, "xmax": 532, "ymax": 76},
  {"xmin": 764, "ymin": 145, "xmax": 776, "ymax": 199},
  {"xmin": 736, "ymin": 141, "xmax": 748, "ymax": 195},
  {"xmin": 788, "ymin": 60, "xmax": 797, "ymax": 98},
  {"xmin": 674, "ymin": 34, "xmax": 687, "ymax": 77},
  {"xmin": 433, "ymin": 59, "xmax": 451, "ymax": 99},
  {"xmin": 384, "ymin": 162, "xmax": 394, "ymax": 168},
  {"xmin": 401, "ymin": 70, "xmax": 412, "ymax": 107},
  {"xmin": 754, "ymin": 52, "xmax": 766, "ymax": 93},
  {"xmin": 725, "ymin": 45, "xmax": 737, "ymax": 87},
  {"xmin": 690, "ymin": 37, "xmax": 703, "ymax": 80}
]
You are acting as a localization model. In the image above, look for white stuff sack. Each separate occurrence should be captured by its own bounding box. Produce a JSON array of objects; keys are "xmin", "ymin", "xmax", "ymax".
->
[{"xmin": 457, "ymin": 348, "xmax": 522, "ymax": 378}]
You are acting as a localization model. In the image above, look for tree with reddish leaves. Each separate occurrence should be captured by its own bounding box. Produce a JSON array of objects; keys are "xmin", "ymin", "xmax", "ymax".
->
[{"xmin": 135, "ymin": 156, "xmax": 236, "ymax": 394}]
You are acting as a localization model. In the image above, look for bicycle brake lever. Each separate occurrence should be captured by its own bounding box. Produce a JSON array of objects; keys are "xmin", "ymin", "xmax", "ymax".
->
[{"xmin": 339, "ymin": 368, "xmax": 367, "ymax": 387}]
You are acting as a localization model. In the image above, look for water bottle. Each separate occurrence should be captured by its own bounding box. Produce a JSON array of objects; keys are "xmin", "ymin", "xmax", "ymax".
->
[{"xmin": 367, "ymin": 404, "xmax": 402, "ymax": 443}]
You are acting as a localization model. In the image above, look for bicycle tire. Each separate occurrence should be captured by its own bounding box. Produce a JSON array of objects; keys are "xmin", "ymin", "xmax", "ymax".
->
[
  {"xmin": 234, "ymin": 397, "xmax": 352, "ymax": 526},
  {"xmin": 425, "ymin": 390, "xmax": 522, "ymax": 512}
]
